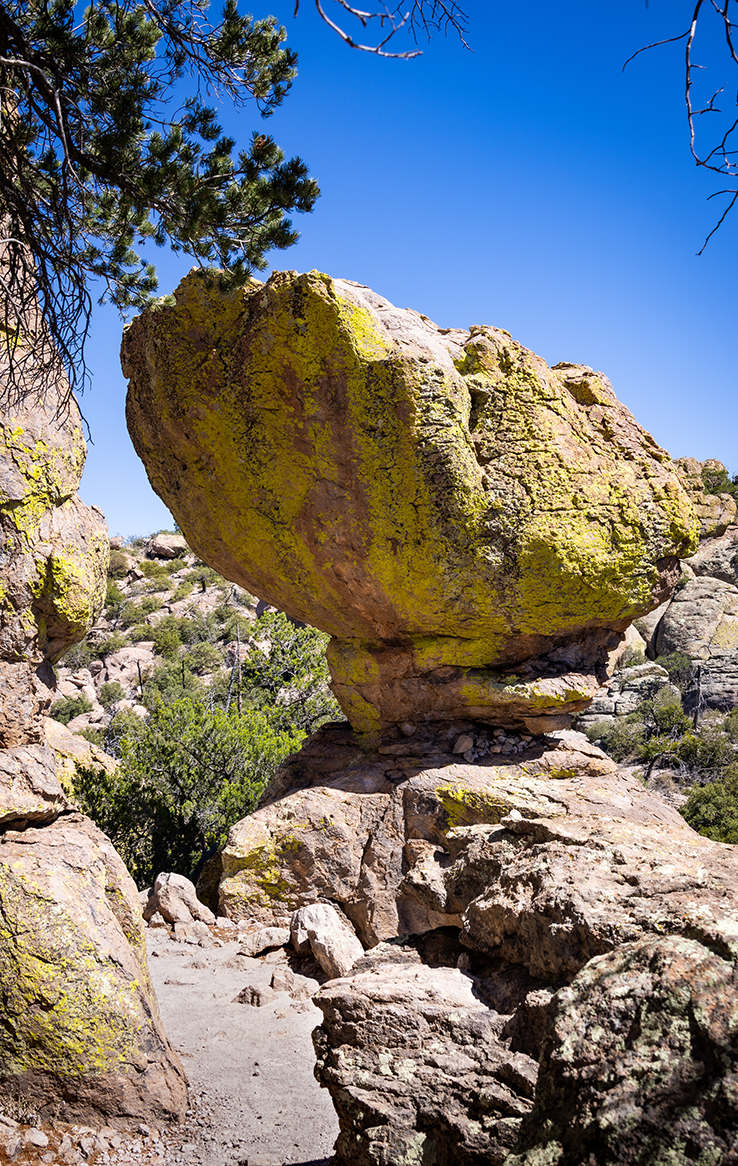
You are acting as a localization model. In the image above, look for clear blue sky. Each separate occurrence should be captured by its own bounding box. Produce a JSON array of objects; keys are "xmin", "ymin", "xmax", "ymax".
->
[{"xmin": 79, "ymin": 0, "xmax": 738, "ymax": 537}]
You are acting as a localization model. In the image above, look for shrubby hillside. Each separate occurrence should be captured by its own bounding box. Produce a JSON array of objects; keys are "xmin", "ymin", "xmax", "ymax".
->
[{"xmin": 51, "ymin": 530, "xmax": 340, "ymax": 887}]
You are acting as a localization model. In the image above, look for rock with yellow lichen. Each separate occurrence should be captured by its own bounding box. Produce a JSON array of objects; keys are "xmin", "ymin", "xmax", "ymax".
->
[
  {"xmin": 1, "ymin": 362, "xmax": 186, "ymax": 1124},
  {"xmin": 123, "ymin": 270, "xmax": 697, "ymax": 734},
  {"xmin": 0, "ymin": 812, "xmax": 187, "ymax": 1125}
]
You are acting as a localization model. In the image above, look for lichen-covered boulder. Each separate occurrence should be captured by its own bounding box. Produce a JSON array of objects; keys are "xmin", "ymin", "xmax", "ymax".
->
[
  {"xmin": 507, "ymin": 932, "xmax": 738, "ymax": 1165},
  {"xmin": 674, "ymin": 456, "xmax": 737, "ymax": 537},
  {"xmin": 0, "ymin": 813, "xmax": 187, "ymax": 1125},
  {"xmin": 1, "ymin": 365, "xmax": 186, "ymax": 1125},
  {"xmin": 123, "ymin": 271, "xmax": 697, "ymax": 733}
]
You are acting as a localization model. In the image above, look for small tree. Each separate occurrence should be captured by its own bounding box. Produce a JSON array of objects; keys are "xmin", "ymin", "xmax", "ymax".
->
[{"xmin": 74, "ymin": 697, "xmax": 303, "ymax": 886}]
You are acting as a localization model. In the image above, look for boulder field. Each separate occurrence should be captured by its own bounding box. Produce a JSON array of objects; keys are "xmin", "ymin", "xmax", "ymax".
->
[
  {"xmin": 121, "ymin": 271, "xmax": 738, "ymax": 1164},
  {"xmin": 0, "ymin": 372, "xmax": 187, "ymax": 1124}
]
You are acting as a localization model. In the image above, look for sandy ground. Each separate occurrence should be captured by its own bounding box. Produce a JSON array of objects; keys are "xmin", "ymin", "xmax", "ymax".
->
[{"xmin": 146, "ymin": 926, "xmax": 340, "ymax": 1166}]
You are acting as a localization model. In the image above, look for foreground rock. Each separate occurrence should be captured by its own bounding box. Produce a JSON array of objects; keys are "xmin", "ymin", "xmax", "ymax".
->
[
  {"xmin": 1, "ymin": 366, "xmax": 186, "ymax": 1122},
  {"xmin": 0, "ymin": 813, "xmax": 187, "ymax": 1124},
  {"xmin": 219, "ymin": 722, "xmax": 683, "ymax": 944},
  {"xmin": 123, "ymin": 270, "xmax": 696, "ymax": 733},
  {"xmin": 297, "ymin": 723, "xmax": 738, "ymax": 1165}
]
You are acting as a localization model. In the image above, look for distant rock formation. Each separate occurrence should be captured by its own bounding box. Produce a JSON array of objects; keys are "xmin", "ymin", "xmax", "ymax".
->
[
  {"xmin": 123, "ymin": 270, "xmax": 697, "ymax": 735},
  {"xmin": 0, "ymin": 374, "xmax": 187, "ymax": 1124}
]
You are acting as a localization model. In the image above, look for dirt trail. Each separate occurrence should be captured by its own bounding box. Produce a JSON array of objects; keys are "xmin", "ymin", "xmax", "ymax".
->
[{"xmin": 146, "ymin": 927, "xmax": 339, "ymax": 1166}]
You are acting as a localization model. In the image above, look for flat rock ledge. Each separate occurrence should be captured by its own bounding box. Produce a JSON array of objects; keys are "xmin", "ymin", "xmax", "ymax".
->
[{"xmin": 220, "ymin": 721, "xmax": 738, "ymax": 1165}]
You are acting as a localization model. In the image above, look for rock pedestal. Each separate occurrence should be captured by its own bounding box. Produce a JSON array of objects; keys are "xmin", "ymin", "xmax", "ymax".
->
[{"xmin": 123, "ymin": 271, "xmax": 697, "ymax": 734}]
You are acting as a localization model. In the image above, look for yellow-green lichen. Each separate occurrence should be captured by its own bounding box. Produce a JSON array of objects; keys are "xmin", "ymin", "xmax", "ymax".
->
[{"xmin": 435, "ymin": 781, "xmax": 513, "ymax": 829}]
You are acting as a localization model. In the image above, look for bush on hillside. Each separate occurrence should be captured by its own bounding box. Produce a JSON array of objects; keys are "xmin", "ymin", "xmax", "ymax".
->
[
  {"xmin": 74, "ymin": 699, "xmax": 303, "ymax": 887},
  {"xmin": 655, "ymin": 651, "xmax": 695, "ymax": 692},
  {"xmin": 682, "ymin": 769, "xmax": 738, "ymax": 843},
  {"xmin": 108, "ymin": 549, "xmax": 131, "ymax": 579},
  {"xmin": 50, "ymin": 693, "xmax": 93, "ymax": 725}
]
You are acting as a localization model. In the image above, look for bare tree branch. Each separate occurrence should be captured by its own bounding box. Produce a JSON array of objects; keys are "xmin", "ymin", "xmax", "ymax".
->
[{"xmin": 627, "ymin": 0, "xmax": 738, "ymax": 249}]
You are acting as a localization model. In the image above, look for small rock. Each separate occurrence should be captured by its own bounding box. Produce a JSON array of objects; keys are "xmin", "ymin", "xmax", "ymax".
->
[
  {"xmin": 238, "ymin": 926, "xmax": 289, "ymax": 958},
  {"xmin": 215, "ymin": 916, "xmax": 236, "ymax": 930},
  {"xmin": 233, "ymin": 983, "xmax": 278, "ymax": 1007},
  {"xmin": 25, "ymin": 1129, "xmax": 49, "ymax": 1149},
  {"xmin": 453, "ymin": 733, "xmax": 474, "ymax": 754},
  {"xmin": 462, "ymin": 749, "xmax": 475, "ymax": 762},
  {"xmin": 5, "ymin": 1133, "xmax": 21, "ymax": 1161}
]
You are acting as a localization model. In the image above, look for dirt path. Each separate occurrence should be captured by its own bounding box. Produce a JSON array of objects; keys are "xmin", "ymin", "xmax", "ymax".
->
[{"xmin": 145, "ymin": 926, "xmax": 339, "ymax": 1166}]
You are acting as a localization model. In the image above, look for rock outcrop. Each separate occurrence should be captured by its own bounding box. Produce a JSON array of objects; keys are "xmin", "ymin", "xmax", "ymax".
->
[
  {"xmin": 301, "ymin": 723, "xmax": 738, "ymax": 1166},
  {"xmin": 121, "ymin": 274, "xmax": 738, "ymax": 1163},
  {"xmin": 123, "ymin": 270, "xmax": 696, "ymax": 734},
  {"xmin": 1, "ymin": 374, "xmax": 186, "ymax": 1123}
]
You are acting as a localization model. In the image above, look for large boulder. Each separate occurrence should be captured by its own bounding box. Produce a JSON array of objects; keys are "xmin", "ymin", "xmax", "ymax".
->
[
  {"xmin": 123, "ymin": 271, "xmax": 696, "ymax": 733},
  {"xmin": 218, "ymin": 722, "xmax": 688, "ymax": 945},
  {"xmin": 654, "ymin": 575, "xmax": 738, "ymax": 710},
  {"xmin": 307, "ymin": 730, "xmax": 738, "ymax": 1166},
  {"xmin": 0, "ymin": 813, "xmax": 187, "ymax": 1125},
  {"xmin": 1, "ymin": 365, "xmax": 185, "ymax": 1123},
  {"xmin": 507, "ymin": 932, "xmax": 738, "ymax": 1165}
]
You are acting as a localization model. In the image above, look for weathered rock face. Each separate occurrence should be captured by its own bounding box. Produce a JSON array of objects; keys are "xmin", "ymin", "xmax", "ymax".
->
[
  {"xmin": 219, "ymin": 721, "xmax": 690, "ymax": 946},
  {"xmin": 123, "ymin": 271, "xmax": 696, "ymax": 733},
  {"xmin": 1, "ymin": 372, "xmax": 186, "ymax": 1124},
  {"xmin": 674, "ymin": 456, "xmax": 737, "ymax": 537},
  {"xmin": 0, "ymin": 814, "xmax": 187, "ymax": 1125},
  {"xmin": 296, "ymin": 723, "xmax": 738, "ymax": 1166},
  {"xmin": 507, "ymin": 933, "xmax": 738, "ymax": 1165}
]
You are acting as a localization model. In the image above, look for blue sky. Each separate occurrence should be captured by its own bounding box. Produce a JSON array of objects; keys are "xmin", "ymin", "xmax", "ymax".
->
[{"xmin": 79, "ymin": 0, "xmax": 738, "ymax": 536}]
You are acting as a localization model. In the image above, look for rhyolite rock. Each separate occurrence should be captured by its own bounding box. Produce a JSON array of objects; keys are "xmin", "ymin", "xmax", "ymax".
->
[
  {"xmin": 0, "ymin": 813, "xmax": 187, "ymax": 1125},
  {"xmin": 218, "ymin": 722, "xmax": 687, "ymax": 945},
  {"xmin": 122, "ymin": 270, "xmax": 697, "ymax": 733},
  {"xmin": 1, "ymin": 363, "xmax": 186, "ymax": 1124},
  {"xmin": 305, "ymin": 724, "xmax": 738, "ymax": 1166}
]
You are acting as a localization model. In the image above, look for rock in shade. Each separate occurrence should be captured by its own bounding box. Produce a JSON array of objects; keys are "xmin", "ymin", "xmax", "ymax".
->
[
  {"xmin": 506, "ymin": 931, "xmax": 738, "ymax": 1165},
  {"xmin": 123, "ymin": 270, "xmax": 696, "ymax": 733}
]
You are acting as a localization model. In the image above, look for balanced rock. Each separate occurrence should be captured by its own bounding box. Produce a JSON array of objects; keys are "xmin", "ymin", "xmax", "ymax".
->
[{"xmin": 123, "ymin": 271, "xmax": 696, "ymax": 733}]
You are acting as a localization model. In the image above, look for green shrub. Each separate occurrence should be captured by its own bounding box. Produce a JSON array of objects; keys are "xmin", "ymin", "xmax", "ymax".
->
[
  {"xmin": 618, "ymin": 646, "xmax": 646, "ymax": 670},
  {"xmin": 681, "ymin": 768, "xmax": 738, "ymax": 843},
  {"xmin": 50, "ymin": 693, "xmax": 93, "ymax": 725},
  {"xmin": 108, "ymin": 549, "xmax": 131, "ymax": 579},
  {"xmin": 105, "ymin": 579, "xmax": 126, "ymax": 609},
  {"xmin": 144, "ymin": 658, "xmax": 206, "ymax": 707},
  {"xmin": 99, "ymin": 681, "xmax": 126, "ymax": 707},
  {"xmin": 152, "ymin": 615, "xmax": 183, "ymax": 658},
  {"xmin": 171, "ymin": 579, "xmax": 194, "ymax": 602},
  {"xmin": 700, "ymin": 465, "xmax": 738, "ymax": 501},
  {"xmin": 184, "ymin": 642, "xmax": 223, "ymax": 674},
  {"xmin": 95, "ymin": 632, "xmax": 128, "ymax": 658},
  {"xmin": 128, "ymin": 624, "xmax": 154, "ymax": 643},
  {"xmin": 655, "ymin": 651, "xmax": 695, "ymax": 691},
  {"xmin": 120, "ymin": 597, "xmax": 162, "ymax": 628},
  {"xmin": 74, "ymin": 699, "xmax": 303, "ymax": 886}
]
